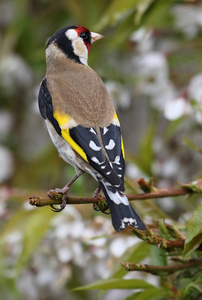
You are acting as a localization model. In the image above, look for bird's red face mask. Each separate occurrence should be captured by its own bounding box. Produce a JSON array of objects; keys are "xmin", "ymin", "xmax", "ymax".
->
[{"xmin": 75, "ymin": 26, "xmax": 103, "ymax": 53}]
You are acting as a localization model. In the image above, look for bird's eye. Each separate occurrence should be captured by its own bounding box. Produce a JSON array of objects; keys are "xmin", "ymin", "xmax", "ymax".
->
[{"xmin": 80, "ymin": 31, "xmax": 90, "ymax": 42}]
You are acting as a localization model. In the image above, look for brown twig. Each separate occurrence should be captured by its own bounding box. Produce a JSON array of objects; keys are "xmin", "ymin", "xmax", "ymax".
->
[
  {"xmin": 29, "ymin": 186, "xmax": 192, "ymax": 208},
  {"xmin": 121, "ymin": 257, "xmax": 202, "ymax": 275},
  {"xmin": 132, "ymin": 227, "xmax": 185, "ymax": 250},
  {"xmin": 28, "ymin": 178, "xmax": 202, "ymax": 254},
  {"xmin": 30, "ymin": 178, "xmax": 202, "ymax": 207}
]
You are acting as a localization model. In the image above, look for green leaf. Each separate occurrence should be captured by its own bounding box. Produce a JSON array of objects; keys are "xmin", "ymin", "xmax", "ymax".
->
[
  {"xmin": 134, "ymin": 119, "xmax": 156, "ymax": 176},
  {"xmin": 112, "ymin": 242, "xmax": 151, "ymax": 278},
  {"xmin": 142, "ymin": 0, "xmax": 174, "ymax": 29},
  {"xmin": 183, "ymin": 138, "xmax": 202, "ymax": 153},
  {"xmin": 183, "ymin": 204, "xmax": 202, "ymax": 257},
  {"xmin": 0, "ymin": 206, "xmax": 54, "ymax": 274},
  {"xmin": 97, "ymin": 242, "xmax": 151, "ymax": 299},
  {"xmin": 16, "ymin": 208, "xmax": 54, "ymax": 273},
  {"xmin": 0, "ymin": 210, "xmax": 32, "ymax": 241},
  {"xmin": 134, "ymin": 199, "xmax": 173, "ymax": 223},
  {"xmin": 95, "ymin": 0, "xmax": 138, "ymax": 30},
  {"xmin": 64, "ymin": 0, "xmax": 108, "ymax": 29},
  {"xmin": 135, "ymin": 0, "xmax": 155, "ymax": 24},
  {"xmin": 124, "ymin": 288, "xmax": 164, "ymax": 300},
  {"xmin": 183, "ymin": 273, "xmax": 202, "ymax": 300},
  {"xmin": 150, "ymin": 245, "xmax": 167, "ymax": 267},
  {"xmin": 73, "ymin": 278, "xmax": 154, "ymax": 291}
]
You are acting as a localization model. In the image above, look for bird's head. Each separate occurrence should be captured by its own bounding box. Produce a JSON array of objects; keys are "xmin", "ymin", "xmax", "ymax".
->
[{"xmin": 46, "ymin": 25, "xmax": 103, "ymax": 66}]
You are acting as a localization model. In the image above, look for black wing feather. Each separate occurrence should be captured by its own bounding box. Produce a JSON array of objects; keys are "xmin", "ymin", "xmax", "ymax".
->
[
  {"xmin": 38, "ymin": 78, "xmax": 61, "ymax": 136},
  {"xmin": 100, "ymin": 124, "xmax": 125, "ymax": 184},
  {"xmin": 69, "ymin": 125, "xmax": 125, "ymax": 192}
]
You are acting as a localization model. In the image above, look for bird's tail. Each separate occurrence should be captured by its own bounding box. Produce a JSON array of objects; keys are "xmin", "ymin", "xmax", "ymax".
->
[{"xmin": 99, "ymin": 182, "xmax": 146, "ymax": 232}]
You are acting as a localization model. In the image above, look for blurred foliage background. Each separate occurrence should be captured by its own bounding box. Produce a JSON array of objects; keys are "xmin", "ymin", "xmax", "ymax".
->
[{"xmin": 0, "ymin": 0, "xmax": 202, "ymax": 299}]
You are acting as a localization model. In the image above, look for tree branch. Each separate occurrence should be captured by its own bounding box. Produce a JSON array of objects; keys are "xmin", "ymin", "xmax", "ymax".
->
[
  {"xmin": 132, "ymin": 226, "xmax": 185, "ymax": 251},
  {"xmin": 121, "ymin": 257, "xmax": 202, "ymax": 275},
  {"xmin": 29, "ymin": 185, "xmax": 194, "ymax": 207},
  {"xmin": 29, "ymin": 178, "xmax": 202, "ymax": 251},
  {"xmin": 30, "ymin": 178, "xmax": 202, "ymax": 208}
]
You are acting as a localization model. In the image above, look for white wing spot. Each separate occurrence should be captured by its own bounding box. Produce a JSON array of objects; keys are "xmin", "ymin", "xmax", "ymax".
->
[
  {"xmin": 91, "ymin": 157, "xmax": 104, "ymax": 165},
  {"xmin": 101, "ymin": 165, "xmax": 106, "ymax": 169},
  {"xmin": 105, "ymin": 139, "xmax": 115, "ymax": 150},
  {"xmin": 118, "ymin": 174, "xmax": 122, "ymax": 177},
  {"xmin": 106, "ymin": 171, "xmax": 112, "ymax": 175},
  {"xmin": 103, "ymin": 127, "xmax": 109, "ymax": 135},
  {"xmin": 114, "ymin": 155, "xmax": 120, "ymax": 165},
  {"xmin": 89, "ymin": 128, "xmax": 96, "ymax": 135},
  {"xmin": 89, "ymin": 141, "xmax": 101, "ymax": 151}
]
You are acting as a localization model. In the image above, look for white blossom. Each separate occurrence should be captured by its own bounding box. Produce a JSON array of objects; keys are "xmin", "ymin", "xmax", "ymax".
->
[
  {"xmin": 105, "ymin": 81, "xmax": 131, "ymax": 109},
  {"xmin": 173, "ymin": 5, "xmax": 202, "ymax": 38},
  {"xmin": 188, "ymin": 73, "xmax": 202, "ymax": 103},
  {"xmin": 0, "ymin": 145, "xmax": 14, "ymax": 182},
  {"xmin": 164, "ymin": 97, "xmax": 191, "ymax": 120},
  {"xmin": 0, "ymin": 54, "xmax": 32, "ymax": 94}
]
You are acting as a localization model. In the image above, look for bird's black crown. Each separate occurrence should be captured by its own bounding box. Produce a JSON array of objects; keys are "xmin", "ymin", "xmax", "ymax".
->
[{"xmin": 46, "ymin": 26, "xmax": 81, "ymax": 63}]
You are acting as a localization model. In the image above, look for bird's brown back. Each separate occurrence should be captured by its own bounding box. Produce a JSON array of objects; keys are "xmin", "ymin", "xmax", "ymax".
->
[{"xmin": 46, "ymin": 55, "xmax": 115, "ymax": 128}]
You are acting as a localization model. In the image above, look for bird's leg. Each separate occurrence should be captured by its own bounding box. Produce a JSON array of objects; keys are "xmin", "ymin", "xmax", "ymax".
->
[
  {"xmin": 93, "ymin": 186, "xmax": 101, "ymax": 211},
  {"xmin": 93, "ymin": 186, "xmax": 110, "ymax": 214},
  {"xmin": 48, "ymin": 171, "xmax": 84, "ymax": 212},
  {"xmin": 94, "ymin": 186, "xmax": 101, "ymax": 198}
]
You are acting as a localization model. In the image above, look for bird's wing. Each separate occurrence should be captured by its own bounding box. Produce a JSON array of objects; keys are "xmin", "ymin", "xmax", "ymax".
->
[
  {"xmin": 38, "ymin": 78, "xmax": 125, "ymax": 192},
  {"xmin": 69, "ymin": 123, "xmax": 125, "ymax": 192},
  {"xmin": 38, "ymin": 78, "xmax": 61, "ymax": 136}
]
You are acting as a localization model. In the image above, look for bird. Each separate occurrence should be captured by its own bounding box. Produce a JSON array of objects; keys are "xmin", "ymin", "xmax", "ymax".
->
[{"xmin": 38, "ymin": 25, "xmax": 146, "ymax": 232}]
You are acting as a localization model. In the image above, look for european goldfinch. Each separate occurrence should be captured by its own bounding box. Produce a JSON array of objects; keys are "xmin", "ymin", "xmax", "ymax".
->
[{"xmin": 38, "ymin": 25, "xmax": 146, "ymax": 231}]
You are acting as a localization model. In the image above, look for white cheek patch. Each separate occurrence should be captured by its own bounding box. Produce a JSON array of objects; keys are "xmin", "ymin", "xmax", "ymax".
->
[
  {"xmin": 72, "ymin": 39, "xmax": 88, "ymax": 65},
  {"xmin": 65, "ymin": 29, "xmax": 88, "ymax": 65},
  {"xmin": 65, "ymin": 29, "xmax": 78, "ymax": 40}
]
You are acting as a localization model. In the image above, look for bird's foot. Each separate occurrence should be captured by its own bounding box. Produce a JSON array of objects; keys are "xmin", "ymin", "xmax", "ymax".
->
[
  {"xmin": 48, "ymin": 186, "xmax": 69, "ymax": 212},
  {"xmin": 93, "ymin": 186, "xmax": 110, "ymax": 214},
  {"xmin": 47, "ymin": 173, "xmax": 83, "ymax": 212}
]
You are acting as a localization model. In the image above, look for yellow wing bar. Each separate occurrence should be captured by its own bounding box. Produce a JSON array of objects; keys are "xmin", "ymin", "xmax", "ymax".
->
[
  {"xmin": 53, "ymin": 110, "xmax": 125, "ymax": 163},
  {"xmin": 54, "ymin": 111, "xmax": 88, "ymax": 162},
  {"xmin": 113, "ymin": 112, "xmax": 125, "ymax": 159}
]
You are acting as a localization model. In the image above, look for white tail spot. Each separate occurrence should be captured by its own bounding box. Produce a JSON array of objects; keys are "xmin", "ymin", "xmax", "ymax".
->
[{"xmin": 120, "ymin": 218, "xmax": 138, "ymax": 229}]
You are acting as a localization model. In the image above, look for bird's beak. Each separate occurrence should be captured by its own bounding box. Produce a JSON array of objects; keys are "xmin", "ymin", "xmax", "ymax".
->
[{"xmin": 91, "ymin": 32, "xmax": 104, "ymax": 44}]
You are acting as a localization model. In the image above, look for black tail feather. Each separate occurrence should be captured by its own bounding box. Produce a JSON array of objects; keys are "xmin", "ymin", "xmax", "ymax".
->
[{"xmin": 99, "ymin": 182, "xmax": 146, "ymax": 232}]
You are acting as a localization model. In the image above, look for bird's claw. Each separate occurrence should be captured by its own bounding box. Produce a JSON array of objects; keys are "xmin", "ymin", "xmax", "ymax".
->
[
  {"xmin": 93, "ymin": 189, "xmax": 110, "ymax": 214},
  {"xmin": 48, "ymin": 188, "xmax": 68, "ymax": 212},
  {"xmin": 93, "ymin": 202, "xmax": 110, "ymax": 214},
  {"xmin": 50, "ymin": 203, "xmax": 65, "ymax": 212},
  {"xmin": 97, "ymin": 204, "xmax": 110, "ymax": 215}
]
